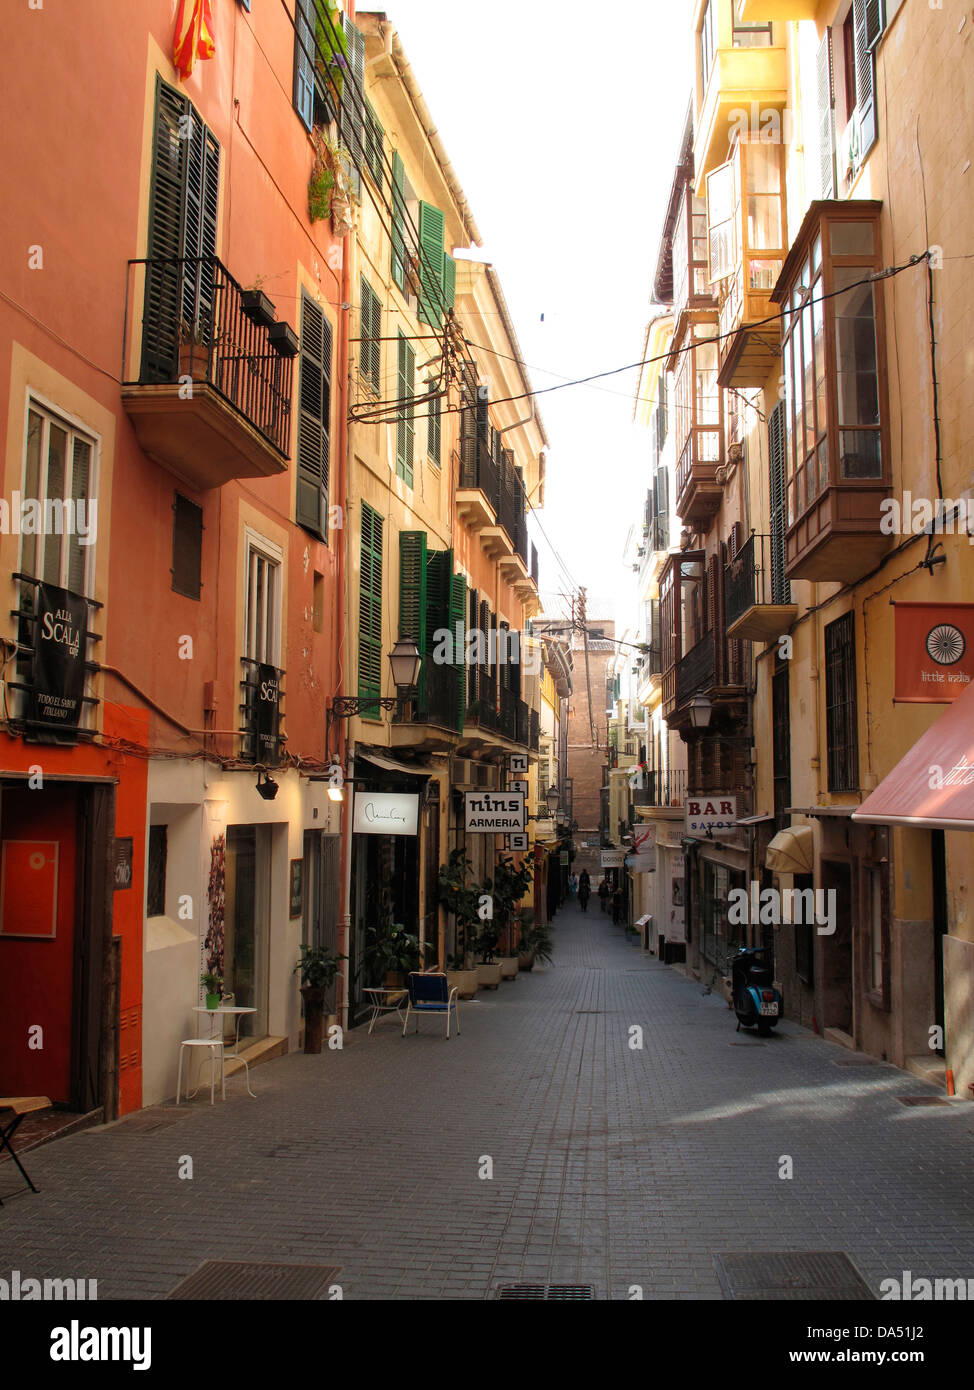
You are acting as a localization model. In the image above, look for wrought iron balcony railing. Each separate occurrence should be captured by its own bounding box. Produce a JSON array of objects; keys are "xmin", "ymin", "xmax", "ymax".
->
[{"xmin": 675, "ymin": 630, "xmax": 715, "ymax": 708}]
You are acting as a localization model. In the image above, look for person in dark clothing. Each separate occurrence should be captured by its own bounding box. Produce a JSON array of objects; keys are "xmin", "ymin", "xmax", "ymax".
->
[
  {"xmin": 578, "ymin": 869, "xmax": 591, "ymax": 912},
  {"xmin": 611, "ymin": 889, "xmax": 622, "ymax": 925},
  {"xmin": 598, "ymin": 877, "xmax": 609, "ymax": 912}
]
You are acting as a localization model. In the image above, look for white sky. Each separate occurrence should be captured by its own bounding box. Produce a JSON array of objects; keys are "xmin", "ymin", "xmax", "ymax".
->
[{"xmin": 377, "ymin": 0, "xmax": 694, "ymax": 632}]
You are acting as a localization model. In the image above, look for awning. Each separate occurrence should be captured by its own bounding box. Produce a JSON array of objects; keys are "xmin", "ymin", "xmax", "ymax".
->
[
  {"xmin": 736, "ymin": 813, "xmax": 775, "ymax": 827},
  {"xmin": 853, "ymin": 679, "xmax": 974, "ymax": 830},
  {"xmin": 357, "ymin": 751, "xmax": 439, "ymax": 777},
  {"xmin": 765, "ymin": 825, "xmax": 813, "ymax": 874}
]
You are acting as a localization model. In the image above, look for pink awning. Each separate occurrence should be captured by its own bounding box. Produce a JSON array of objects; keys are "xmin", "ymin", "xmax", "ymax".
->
[{"xmin": 853, "ymin": 679, "xmax": 974, "ymax": 831}]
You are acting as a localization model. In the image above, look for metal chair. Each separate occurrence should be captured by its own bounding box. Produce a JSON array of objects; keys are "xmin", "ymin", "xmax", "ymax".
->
[
  {"xmin": 401, "ymin": 972, "xmax": 460, "ymax": 1039},
  {"xmin": 177, "ymin": 1038, "xmax": 225, "ymax": 1104}
]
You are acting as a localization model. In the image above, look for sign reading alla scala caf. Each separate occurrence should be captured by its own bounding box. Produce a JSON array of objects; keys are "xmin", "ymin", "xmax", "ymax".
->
[
  {"xmin": 352, "ymin": 792, "xmax": 419, "ymax": 836},
  {"xmin": 464, "ymin": 791, "xmax": 525, "ymax": 833},
  {"xmin": 30, "ymin": 583, "xmax": 88, "ymax": 732},
  {"xmin": 255, "ymin": 662, "xmax": 282, "ymax": 764}
]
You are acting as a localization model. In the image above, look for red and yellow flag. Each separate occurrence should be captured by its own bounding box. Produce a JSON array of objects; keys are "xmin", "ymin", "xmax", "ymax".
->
[{"xmin": 173, "ymin": 0, "xmax": 216, "ymax": 80}]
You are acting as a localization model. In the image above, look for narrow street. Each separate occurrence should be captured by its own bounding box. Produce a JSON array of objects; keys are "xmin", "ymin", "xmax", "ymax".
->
[{"xmin": 4, "ymin": 900, "xmax": 971, "ymax": 1302}]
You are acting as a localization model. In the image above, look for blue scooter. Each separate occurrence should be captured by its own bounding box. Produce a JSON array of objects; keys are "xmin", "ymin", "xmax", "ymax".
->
[{"xmin": 731, "ymin": 947, "xmax": 782, "ymax": 1036}]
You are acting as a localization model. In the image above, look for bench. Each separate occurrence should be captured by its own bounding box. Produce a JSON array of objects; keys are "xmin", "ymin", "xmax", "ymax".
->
[{"xmin": 0, "ymin": 1096, "xmax": 51, "ymax": 1203}]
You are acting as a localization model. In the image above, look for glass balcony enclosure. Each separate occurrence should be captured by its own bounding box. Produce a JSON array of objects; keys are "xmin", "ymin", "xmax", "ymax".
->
[{"xmin": 672, "ymin": 320, "xmax": 723, "ymax": 530}]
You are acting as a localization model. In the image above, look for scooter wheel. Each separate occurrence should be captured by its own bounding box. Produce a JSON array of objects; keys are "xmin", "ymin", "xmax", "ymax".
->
[{"xmin": 757, "ymin": 1019, "xmax": 776, "ymax": 1036}]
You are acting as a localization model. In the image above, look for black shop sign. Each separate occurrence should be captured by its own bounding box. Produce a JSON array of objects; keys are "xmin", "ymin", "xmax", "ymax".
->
[
  {"xmin": 255, "ymin": 662, "xmax": 282, "ymax": 765},
  {"xmin": 29, "ymin": 583, "xmax": 88, "ymax": 733}
]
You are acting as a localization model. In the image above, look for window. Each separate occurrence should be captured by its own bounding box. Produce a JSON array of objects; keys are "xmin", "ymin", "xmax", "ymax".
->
[
  {"xmin": 293, "ymin": 0, "xmax": 347, "ymax": 132},
  {"xmin": 338, "ymin": 15, "xmax": 366, "ymax": 197},
  {"xmin": 427, "ymin": 381, "xmax": 441, "ymax": 466},
  {"xmin": 363, "ymin": 101, "xmax": 384, "ymax": 189},
  {"xmin": 699, "ymin": 0, "xmax": 716, "ymax": 91},
  {"xmin": 147, "ymin": 825, "xmax": 168, "ymax": 918},
  {"xmin": 767, "ymin": 402, "xmax": 789, "ymax": 605},
  {"xmin": 21, "ymin": 402, "xmax": 96, "ymax": 596},
  {"xmin": 825, "ymin": 612, "xmax": 858, "ymax": 792},
  {"xmin": 391, "ymin": 151, "xmax": 408, "ymax": 292},
  {"xmin": 417, "ymin": 202, "xmax": 457, "ymax": 328},
  {"xmin": 296, "ymin": 291, "xmax": 332, "ymax": 539},
  {"xmin": 245, "ymin": 538, "xmax": 282, "ymax": 666},
  {"xmin": 396, "ymin": 332, "xmax": 415, "ymax": 487},
  {"xmin": 358, "ymin": 504, "xmax": 383, "ymax": 717},
  {"xmin": 172, "ymin": 493, "xmax": 203, "ymax": 600},
  {"xmin": 733, "ymin": 18, "xmax": 772, "ymax": 46},
  {"xmin": 359, "ymin": 278, "xmax": 381, "ymax": 395}
]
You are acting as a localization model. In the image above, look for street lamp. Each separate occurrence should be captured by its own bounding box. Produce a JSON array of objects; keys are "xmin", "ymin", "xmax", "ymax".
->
[
  {"xmin": 388, "ymin": 636, "xmax": 422, "ymax": 691},
  {"xmin": 545, "ymin": 784, "xmax": 560, "ymax": 815},
  {"xmin": 688, "ymin": 696, "xmax": 713, "ymax": 729}
]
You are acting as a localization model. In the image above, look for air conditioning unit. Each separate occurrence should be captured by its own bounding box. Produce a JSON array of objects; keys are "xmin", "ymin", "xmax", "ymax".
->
[{"xmin": 454, "ymin": 759, "xmax": 475, "ymax": 788}]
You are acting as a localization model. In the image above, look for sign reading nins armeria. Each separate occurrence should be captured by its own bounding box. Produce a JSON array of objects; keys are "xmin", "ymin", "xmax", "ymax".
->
[
  {"xmin": 464, "ymin": 791, "xmax": 525, "ymax": 833},
  {"xmin": 30, "ymin": 582, "xmax": 88, "ymax": 732}
]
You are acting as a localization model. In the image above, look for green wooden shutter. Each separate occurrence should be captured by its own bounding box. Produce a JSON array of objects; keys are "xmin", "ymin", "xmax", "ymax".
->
[
  {"xmin": 449, "ymin": 571, "xmax": 466, "ymax": 733},
  {"xmin": 417, "ymin": 202, "xmax": 446, "ymax": 327},
  {"xmin": 143, "ymin": 80, "xmax": 187, "ymax": 380},
  {"xmin": 340, "ymin": 15, "xmax": 366, "ymax": 196},
  {"xmin": 467, "ymin": 587, "xmax": 479, "ymax": 705},
  {"xmin": 396, "ymin": 333, "xmax": 415, "ymax": 486},
  {"xmin": 399, "ymin": 530, "xmax": 428, "ymax": 706},
  {"xmin": 296, "ymin": 292, "xmax": 332, "ymax": 539},
  {"xmin": 391, "ymin": 151, "xmax": 407, "ymax": 290},
  {"xmin": 360, "ymin": 279, "xmax": 381, "ymax": 393},
  {"xmin": 183, "ymin": 114, "xmax": 220, "ymax": 334},
  {"xmin": 293, "ymin": 0, "xmax": 314, "ymax": 131},
  {"xmin": 424, "ymin": 548, "xmax": 451, "ymax": 724},
  {"xmin": 358, "ymin": 504, "xmax": 384, "ymax": 717},
  {"xmin": 427, "ymin": 381, "xmax": 441, "ymax": 465},
  {"xmin": 441, "ymin": 252, "xmax": 456, "ymax": 314}
]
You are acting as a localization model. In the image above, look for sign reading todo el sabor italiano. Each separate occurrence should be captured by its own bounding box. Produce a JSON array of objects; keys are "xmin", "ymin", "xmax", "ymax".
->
[{"xmin": 464, "ymin": 791, "xmax": 526, "ymax": 833}]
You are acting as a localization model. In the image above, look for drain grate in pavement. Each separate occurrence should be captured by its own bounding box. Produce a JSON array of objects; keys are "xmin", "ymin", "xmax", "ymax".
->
[
  {"xmin": 87, "ymin": 1108, "xmax": 191, "ymax": 1136},
  {"xmin": 168, "ymin": 1261, "xmax": 342, "ymax": 1300},
  {"xmin": 496, "ymin": 1283, "xmax": 596, "ymax": 1301},
  {"xmin": 896, "ymin": 1095, "xmax": 950, "ymax": 1107},
  {"xmin": 714, "ymin": 1252, "xmax": 874, "ymax": 1301},
  {"xmin": 833, "ymin": 1058, "xmax": 879, "ymax": 1067}
]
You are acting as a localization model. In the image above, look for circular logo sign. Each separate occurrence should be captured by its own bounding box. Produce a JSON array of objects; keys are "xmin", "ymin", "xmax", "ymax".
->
[{"xmin": 926, "ymin": 623, "xmax": 966, "ymax": 666}]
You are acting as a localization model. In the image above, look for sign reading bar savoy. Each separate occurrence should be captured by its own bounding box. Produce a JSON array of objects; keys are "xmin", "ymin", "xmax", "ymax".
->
[
  {"xmin": 464, "ymin": 791, "xmax": 525, "ymax": 833},
  {"xmin": 353, "ymin": 792, "xmax": 419, "ymax": 836},
  {"xmin": 29, "ymin": 583, "xmax": 88, "ymax": 733},
  {"xmin": 686, "ymin": 794, "xmax": 737, "ymax": 834}
]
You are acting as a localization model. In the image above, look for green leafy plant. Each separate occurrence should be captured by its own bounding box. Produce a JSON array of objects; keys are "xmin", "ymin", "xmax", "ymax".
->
[
  {"xmin": 313, "ymin": 0, "xmax": 348, "ymax": 102},
  {"xmin": 363, "ymin": 922, "xmax": 428, "ymax": 984},
  {"xmin": 308, "ymin": 164, "xmax": 336, "ymax": 222},
  {"xmin": 294, "ymin": 944, "xmax": 346, "ymax": 990},
  {"xmin": 528, "ymin": 921, "xmax": 554, "ymax": 967},
  {"xmin": 437, "ymin": 849, "xmax": 481, "ymax": 966},
  {"xmin": 308, "ymin": 128, "xmax": 354, "ymax": 224},
  {"xmin": 200, "ymin": 969, "xmax": 223, "ymax": 995},
  {"xmin": 483, "ymin": 854, "xmax": 534, "ymax": 955}
]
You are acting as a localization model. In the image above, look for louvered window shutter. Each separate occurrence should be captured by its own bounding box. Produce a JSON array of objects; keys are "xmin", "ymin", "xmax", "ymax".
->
[
  {"xmin": 358, "ymin": 504, "xmax": 384, "ymax": 714},
  {"xmin": 468, "ymin": 587, "xmax": 479, "ymax": 705},
  {"xmin": 852, "ymin": 0, "xmax": 877, "ymax": 155},
  {"xmin": 417, "ymin": 202, "xmax": 446, "ymax": 327},
  {"xmin": 143, "ymin": 80, "xmax": 188, "ymax": 381},
  {"xmin": 768, "ymin": 401, "xmax": 790, "ymax": 606},
  {"xmin": 360, "ymin": 279, "xmax": 381, "ymax": 393},
  {"xmin": 399, "ymin": 530, "xmax": 428, "ymax": 691},
  {"xmin": 479, "ymin": 599, "xmax": 491, "ymax": 682},
  {"xmin": 341, "ymin": 15, "xmax": 366, "ymax": 196},
  {"xmin": 706, "ymin": 160, "xmax": 737, "ymax": 282},
  {"xmin": 396, "ymin": 334, "xmax": 415, "ymax": 486},
  {"xmin": 816, "ymin": 29, "xmax": 836, "ymax": 200},
  {"xmin": 427, "ymin": 382, "xmax": 441, "ymax": 465},
  {"xmin": 442, "ymin": 253, "xmax": 457, "ymax": 314},
  {"xmin": 293, "ymin": 0, "xmax": 315, "ymax": 131},
  {"xmin": 296, "ymin": 293, "xmax": 332, "ymax": 539},
  {"xmin": 729, "ymin": 522, "xmax": 743, "ymax": 559},
  {"xmin": 183, "ymin": 116, "xmax": 220, "ymax": 333},
  {"xmin": 864, "ymin": 0, "xmax": 885, "ymax": 49},
  {"xmin": 657, "ymin": 466, "xmax": 669, "ymax": 549},
  {"xmin": 391, "ymin": 152, "xmax": 407, "ymax": 290}
]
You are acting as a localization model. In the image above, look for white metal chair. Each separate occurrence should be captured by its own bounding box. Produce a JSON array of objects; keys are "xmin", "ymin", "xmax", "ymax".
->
[{"xmin": 176, "ymin": 1037, "xmax": 225, "ymax": 1105}]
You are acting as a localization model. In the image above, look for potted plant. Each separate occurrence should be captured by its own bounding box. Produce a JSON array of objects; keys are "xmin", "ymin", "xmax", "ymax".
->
[
  {"xmin": 473, "ymin": 919, "xmax": 502, "ymax": 990},
  {"xmin": 241, "ymin": 276, "xmax": 276, "ymax": 329},
  {"xmin": 517, "ymin": 907, "xmax": 536, "ymax": 971},
  {"xmin": 529, "ymin": 920, "xmax": 554, "ymax": 968},
  {"xmin": 437, "ymin": 849, "xmax": 480, "ymax": 998},
  {"xmin": 200, "ymin": 970, "xmax": 223, "ymax": 1010},
  {"xmin": 294, "ymin": 945, "xmax": 346, "ymax": 1054},
  {"xmin": 485, "ymin": 854, "xmax": 534, "ymax": 981},
  {"xmin": 308, "ymin": 129, "xmax": 355, "ymax": 232},
  {"xmin": 268, "ymin": 320, "xmax": 299, "ymax": 357},
  {"xmin": 178, "ymin": 320, "xmax": 210, "ymax": 381},
  {"xmin": 363, "ymin": 922, "xmax": 427, "ymax": 989}
]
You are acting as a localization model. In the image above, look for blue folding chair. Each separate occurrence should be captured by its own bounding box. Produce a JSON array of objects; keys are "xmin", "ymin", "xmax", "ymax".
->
[{"xmin": 402, "ymin": 973, "xmax": 461, "ymax": 1039}]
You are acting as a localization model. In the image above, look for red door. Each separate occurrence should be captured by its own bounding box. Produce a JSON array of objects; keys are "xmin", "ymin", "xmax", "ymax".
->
[{"xmin": 0, "ymin": 783, "xmax": 79, "ymax": 1103}]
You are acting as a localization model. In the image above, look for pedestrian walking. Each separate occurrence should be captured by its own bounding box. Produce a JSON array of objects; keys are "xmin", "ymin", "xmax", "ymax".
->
[
  {"xmin": 578, "ymin": 869, "xmax": 591, "ymax": 912},
  {"xmin": 568, "ymin": 871, "xmax": 578, "ymax": 897},
  {"xmin": 611, "ymin": 888, "xmax": 622, "ymax": 925},
  {"xmin": 598, "ymin": 877, "xmax": 609, "ymax": 912}
]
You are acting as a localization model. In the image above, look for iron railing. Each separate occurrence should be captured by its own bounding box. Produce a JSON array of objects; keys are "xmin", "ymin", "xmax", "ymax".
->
[
  {"xmin": 726, "ymin": 532, "xmax": 791, "ymax": 626},
  {"xmin": 126, "ymin": 255, "xmax": 293, "ymax": 456},
  {"xmin": 630, "ymin": 767, "xmax": 687, "ymax": 807},
  {"xmin": 675, "ymin": 630, "xmax": 715, "ymax": 708},
  {"xmin": 529, "ymin": 707, "xmax": 540, "ymax": 752}
]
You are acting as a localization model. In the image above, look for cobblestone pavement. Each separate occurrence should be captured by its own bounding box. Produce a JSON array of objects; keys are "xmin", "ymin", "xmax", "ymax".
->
[{"xmin": 3, "ymin": 900, "xmax": 973, "ymax": 1301}]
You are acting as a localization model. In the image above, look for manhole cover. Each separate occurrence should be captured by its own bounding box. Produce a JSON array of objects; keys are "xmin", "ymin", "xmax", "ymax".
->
[
  {"xmin": 496, "ymin": 1283, "xmax": 595, "ymax": 1300},
  {"xmin": 896, "ymin": 1095, "xmax": 950, "ymax": 1107},
  {"xmin": 168, "ymin": 1261, "xmax": 342, "ymax": 1300},
  {"xmin": 714, "ymin": 1252, "xmax": 874, "ymax": 1301}
]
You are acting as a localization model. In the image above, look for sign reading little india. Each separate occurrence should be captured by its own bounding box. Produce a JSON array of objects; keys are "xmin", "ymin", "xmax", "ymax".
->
[
  {"xmin": 30, "ymin": 583, "xmax": 88, "ymax": 733},
  {"xmin": 464, "ymin": 791, "xmax": 526, "ymax": 833}
]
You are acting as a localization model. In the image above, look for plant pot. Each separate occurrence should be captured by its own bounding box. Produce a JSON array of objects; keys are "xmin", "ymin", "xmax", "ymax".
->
[
  {"xmin": 300, "ymin": 985, "xmax": 326, "ymax": 1054},
  {"xmin": 267, "ymin": 321, "xmax": 299, "ymax": 357},
  {"xmin": 498, "ymin": 956, "xmax": 519, "ymax": 981},
  {"xmin": 205, "ymin": 992, "xmax": 221, "ymax": 1010},
  {"xmin": 384, "ymin": 971, "xmax": 406, "ymax": 989},
  {"xmin": 476, "ymin": 963, "xmax": 502, "ymax": 990},
  {"xmin": 447, "ymin": 969, "xmax": 478, "ymax": 1000},
  {"xmin": 178, "ymin": 345, "xmax": 209, "ymax": 382},
  {"xmin": 518, "ymin": 950, "xmax": 536, "ymax": 972},
  {"xmin": 331, "ymin": 195, "xmax": 353, "ymax": 237},
  {"xmin": 240, "ymin": 289, "xmax": 276, "ymax": 330}
]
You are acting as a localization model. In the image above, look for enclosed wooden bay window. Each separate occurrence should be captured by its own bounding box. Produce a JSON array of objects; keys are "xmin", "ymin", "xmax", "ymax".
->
[
  {"xmin": 770, "ymin": 200, "xmax": 890, "ymax": 583},
  {"xmin": 671, "ymin": 319, "xmax": 723, "ymax": 531}
]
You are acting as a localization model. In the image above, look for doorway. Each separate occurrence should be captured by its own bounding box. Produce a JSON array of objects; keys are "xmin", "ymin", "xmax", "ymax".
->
[
  {"xmin": 820, "ymin": 860, "xmax": 853, "ymax": 1035},
  {"xmin": 224, "ymin": 825, "xmax": 271, "ymax": 1041},
  {"xmin": 302, "ymin": 830, "xmax": 341, "ymax": 1012}
]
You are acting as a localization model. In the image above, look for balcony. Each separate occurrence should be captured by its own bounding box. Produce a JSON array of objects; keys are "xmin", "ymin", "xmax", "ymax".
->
[
  {"xmin": 676, "ymin": 630, "xmax": 715, "ymax": 708},
  {"xmin": 457, "ymin": 429, "xmax": 531, "ymax": 567},
  {"xmin": 725, "ymin": 532, "xmax": 796, "ymax": 642},
  {"xmin": 695, "ymin": 4, "xmax": 789, "ymax": 180},
  {"xmin": 122, "ymin": 257, "xmax": 293, "ymax": 491},
  {"xmin": 455, "ymin": 447, "xmax": 497, "ymax": 530},
  {"xmin": 737, "ymin": 0, "xmax": 816, "ymax": 18},
  {"xmin": 671, "ymin": 182, "xmax": 718, "ymax": 321},
  {"xmin": 463, "ymin": 670, "xmax": 536, "ymax": 752},
  {"xmin": 393, "ymin": 658, "xmax": 463, "ymax": 747},
  {"xmin": 631, "ymin": 767, "xmax": 687, "ymax": 809},
  {"xmin": 710, "ymin": 141, "xmax": 786, "ymax": 389},
  {"xmin": 675, "ymin": 430, "xmax": 722, "ymax": 531}
]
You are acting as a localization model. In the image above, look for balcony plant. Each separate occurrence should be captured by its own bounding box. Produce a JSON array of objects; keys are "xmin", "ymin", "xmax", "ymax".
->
[
  {"xmin": 240, "ymin": 276, "xmax": 276, "ymax": 330},
  {"xmin": 294, "ymin": 945, "xmax": 346, "ymax": 1053},
  {"xmin": 200, "ymin": 970, "xmax": 223, "ymax": 1010},
  {"xmin": 308, "ymin": 129, "xmax": 355, "ymax": 232},
  {"xmin": 177, "ymin": 320, "xmax": 211, "ymax": 382}
]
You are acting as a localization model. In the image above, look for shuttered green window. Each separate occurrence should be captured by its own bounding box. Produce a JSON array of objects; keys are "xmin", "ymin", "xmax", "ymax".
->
[
  {"xmin": 449, "ymin": 570, "xmax": 467, "ymax": 731},
  {"xmin": 360, "ymin": 278, "xmax": 381, "ymax": 394},
  {"xmin": 417, "ymin": 202, "xmax": 445, "ymax": 328},
  {"xmin": 359, "ymin": 503, "xmax": 384, "ymax": 718},
  {"xmin": 364, "ymin": 101, "xmax": 384, "ymax": 189},
  {"xmin": 296, "ymin": 291, "xmax": 332, "ymax": 540},
  {"xmin": 427, "ymin": 381, "xmax": 441, "ymax": 465},
  {"xmin": 391, "ymin": 152, "xmax": 407, "ymax": 291},
  {"xmin": 143, "ymin": 77, "xmax": 220, "ymax": 383},
  {"xmin": 400, "ymin": 534, "xmax": 465, "ymax": 732},
  {"xmin": 340, "ymin": 14, "xmax": 366, "ymax": 197},
  {"xmin": 396, "ymin": 332, "xmax": 415, "ymax": 487},
  {"xmin": 292, "ymin": 0, "xmax": 315, "ymax": 131},
  {"xmin": 442, "ymin": 252, "xmax": 456, "ymax": 314}
]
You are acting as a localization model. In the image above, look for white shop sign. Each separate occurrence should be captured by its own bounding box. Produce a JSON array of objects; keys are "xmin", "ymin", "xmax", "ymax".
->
[
  {"xmin": 465, "ymin": 791, "xmax": 526, "ymax": 833},
  {"xmin": 600, "ymin": 849, "xmax": 625, "ymax": 868},
  {"xmin": 353, "ymin": 792, "xmax": 419, "ymax": 836},
  {"xmin": 685, "ymin": 794, "xmax": 737, "ymax": 835},
  {"xmin": 625, "ymin": 849, "xmax": 657, "ymax": 873},
  {"xmin": 508, "ymin": 753, "xmax": 529, "ymax": 775}
]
